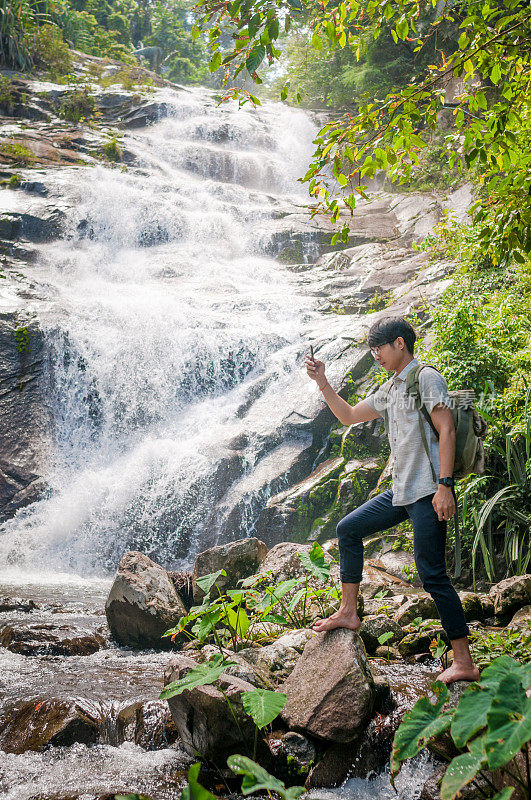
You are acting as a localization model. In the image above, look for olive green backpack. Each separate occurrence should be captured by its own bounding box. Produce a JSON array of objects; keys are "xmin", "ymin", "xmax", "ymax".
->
[{"xmin": 404, "ymin": 363, "xmax": 489, "ymax": 578}]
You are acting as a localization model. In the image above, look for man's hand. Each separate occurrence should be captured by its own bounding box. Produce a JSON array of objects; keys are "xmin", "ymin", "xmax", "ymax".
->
[
  {"xmin": 306, "ymin": 353, "xmax": 327, "ymax": 389},
  {"xmin": 432, "ymin": 486, "xmax": 456, "ymax": 522}
]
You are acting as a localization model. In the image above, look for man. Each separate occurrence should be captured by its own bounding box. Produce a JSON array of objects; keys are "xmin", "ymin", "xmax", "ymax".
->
[{"xmin": 306, "ymin": 316, "xmax": 479, "ymax": 684}]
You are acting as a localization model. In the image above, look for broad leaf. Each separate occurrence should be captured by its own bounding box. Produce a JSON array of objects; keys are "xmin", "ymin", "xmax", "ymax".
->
[
  {"xmin": 159, "ymin": 656, "xmax": 232, "ymax": 700},
  {"xmin": 480, "ymin": 655, "xmax": 531, "ymax": 691},
  {"xmin": 226, "ymin": 606, "xmax": 250, "ymax": 638},
  {"xmin": 451, "ymin": 683, "xmax": 494, "ymax": 747},
  {"xmin": 245, "ymin": 44, "xmax": 265, "ymax": 73},
  {"xmin": 485, "ymin": 673, "xmax": 531, "ymax": 769},
  {"xmin": 196, "ymin": 569, "xmax": 226, "ymax": 596},
  {"xmin": 227, "ymin": 754, "xmax": 305, "ymax": 800},
  {"xmin": 298, "ymin": 542, "xmax": 331, "ymax": 582},
  {"xmin": 391, "ymin": 682, "xmax": 454, "ymax": 777},
  {"xmin": 180, "ymin": 763, "xmax": 218, "ymax": 800},
  {"xmin": 490, "ymin": 789, "xmax": 515, "ymax": 800},
  {"xmin": 241, "ymin": 689, "xmax": 286, "ymax": 729},
  {"xmin": 440, "ymin": 735, "xmax": 486, "ymax": 800}
]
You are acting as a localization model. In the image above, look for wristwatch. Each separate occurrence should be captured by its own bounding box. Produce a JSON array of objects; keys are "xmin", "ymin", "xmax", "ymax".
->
[{"xmin": 439, "ymin": 477, "xmax": 455, "ymax": 488}]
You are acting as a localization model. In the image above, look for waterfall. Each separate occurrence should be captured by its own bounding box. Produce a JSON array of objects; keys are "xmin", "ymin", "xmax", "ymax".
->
[{"xmin": 0, "ymin": 88, "xmax": 319, "ymax": 579}]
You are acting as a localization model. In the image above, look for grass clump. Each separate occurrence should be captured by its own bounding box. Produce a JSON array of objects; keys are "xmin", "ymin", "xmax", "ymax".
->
[
  {"xmin": 58, "ymin": 89, "xmax": 95, "ymax": 123},
  {"xmin": 0, "ymin": 140, "xmax": 35, "ymax": 165},
  {"xmin": 0, "ymin": 76, "xmax": 14, "ymax": 108},
  {"xmin": 102, "ymin": 134, "xmax": 122, "ymax": 162}
]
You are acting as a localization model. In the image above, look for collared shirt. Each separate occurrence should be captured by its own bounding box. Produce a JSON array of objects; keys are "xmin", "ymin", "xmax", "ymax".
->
[{"xmin": 364, "ymin": 357, "xmax": 452, "ymax": 506}]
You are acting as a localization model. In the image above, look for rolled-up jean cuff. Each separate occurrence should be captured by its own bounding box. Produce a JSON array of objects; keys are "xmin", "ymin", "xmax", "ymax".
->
[
  {"xmin": 340, "ymin": 573, "xmax": 362, "ymax": 584},
  {"xmin": 445, "ymin": 624, "xmax": 470, "ymax": 641}
]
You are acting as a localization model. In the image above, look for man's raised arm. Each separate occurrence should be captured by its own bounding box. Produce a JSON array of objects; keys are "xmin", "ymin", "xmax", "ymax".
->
[{"xmin": 306, "ymin": 353, "xmax": 381, "ymax": 426}]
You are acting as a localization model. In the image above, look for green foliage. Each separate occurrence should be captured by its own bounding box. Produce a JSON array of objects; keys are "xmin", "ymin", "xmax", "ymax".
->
[
  {"xmin": 392, "ymin": 656, "xmax": 531, "ymax": 799},
  {"xmin": 179, "ymin": 764, "xmax": 218, "ymax": 800},
  {"xmin": 14, "ymin": 326, "xmax": 30, "ymax": 353},
  {"xmin": 102, "ymin": 134, "xmax": 122, "ymax": 161},
  {"xmin": 469, "ymin": 624, "xmax": 531, "ymax": 670},
  {"xmin": 196, "ymin": 0, "xmax": 531, "ymax": 265},
  {"xmin": 159, "ymin": 653, "xmax": 232, "ymax": 700},
  {"xmin": 145, "ymin": 0, "xmax": 209, "ymax": 84},
  {"xmin": 0, "ymin": 0, "xmax": 38, "ymax": 70},
  {"xmin": 241, "ymin": 688, "xmax": 287, "ymax": 729},
  {"xmin": 227, "ymin": 755, "xmax": 306, "ymax": 800},
  {"xmin": 0, "ymin": 140, "xmax": 35, "ymax": 165},
  {"xmin": 0, "ymin": 76, "xmax": 14, "ymax": 107},
  {"xmin": 58, "ymin": 88, "xmax": 95, "ymax": 122},
  {"xmin": 30, "ymin": 23, "xmax": 72, "ymax": 77}
]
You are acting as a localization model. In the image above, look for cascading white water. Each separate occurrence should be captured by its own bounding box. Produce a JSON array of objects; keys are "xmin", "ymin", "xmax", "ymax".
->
[{"xmin": 0, "ymin": 88, "xmax": 319, "ymax": 579}]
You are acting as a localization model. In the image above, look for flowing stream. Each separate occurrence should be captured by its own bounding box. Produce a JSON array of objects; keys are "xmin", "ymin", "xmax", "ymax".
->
[{"xmin": 0, "ymin": 86, "xmax": 439, "ymax": 799}]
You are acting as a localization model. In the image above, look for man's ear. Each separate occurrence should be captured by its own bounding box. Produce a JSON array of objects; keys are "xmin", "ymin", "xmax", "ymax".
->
[{"xmin": 395, "ymin": 336, "xmax": 405, "ymax": 351}]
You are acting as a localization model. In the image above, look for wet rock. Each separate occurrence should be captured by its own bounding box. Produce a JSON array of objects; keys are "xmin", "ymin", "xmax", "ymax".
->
[
  {"xmin": 397, "ymin": 632, "xmax": 433, "ymax": 657},
  {"xmin": 509, "ymin": 604, "xmax": 531, "ymax": 627},
  {"xmin": 0, "ymin": 596, "xmax": 38, "ymax": 613},
  {"xmin": 134, "ymin": 699, "xmax": 179, "ymax": 749},
  {"xmin": 489, "ymin": 574, "xmax": 531, "ymax": 620},
  {"xmin": 164, "ymin": 653, "xmax": 256, "ymax": 760},
  {"xmin": 281, "ymin": 628, "xmax": 374, "ymax": 742},
  {"xmin": 0, "ymin": 315, "xmax": 51, "ymax": 521},
  {"xmin": 360, "ymin": 615, "xmax": 405, "ymax": 654},
  {"xmin": 0, "ymin": 698, "xmax": 98, "ymax": 753},
  {"xmin": 0, "ymin": 620, "xmax": 107, "ymax": 655},
  {"xmin": 375, "ymin": 645, "xmax": 402, "ymax": 660},
  {"xmin": 105, "ymin": 551, "xmax": 187, "ymax": 648},
  {"xmin": 394, "ymin": 595, "xmax": 438, "ymax": 626},
  {"xmin": 458, "ymin": 591, "xmax": 484, "ymax": 622},
  {"xmin": 479, "ymin": 593, "xmax": 495, "ymax": 619},
  {"xmin": 192, "ymin": 537, "xmax": 268, "ymax": 602},
  {"xmin": 363, "ymin": 593, "xmax": 409, "ymax": 617},
  {"xmin": 267, "ymin": 731, "xmax": 316, "ymax": 781},
  {"xmin": 122, "ymin": 101, "xmax": 171, "ymax": 128},
  {"xmin": 239, "ymin": 629, "xmax": 316, "ymax": 683},
  {"xmin": 305, "ymin": 741, "xmax": 359, "ymax": 788}
]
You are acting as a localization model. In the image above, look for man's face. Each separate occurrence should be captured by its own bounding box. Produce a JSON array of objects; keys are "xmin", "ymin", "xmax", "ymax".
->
[{"xmin": 371, "ymin": 338, "xmax": 406, "ymax": 372}]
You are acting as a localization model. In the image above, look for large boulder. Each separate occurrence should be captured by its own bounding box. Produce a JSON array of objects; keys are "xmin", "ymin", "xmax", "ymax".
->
[
  {"xmin": 489, "ymin": 575, "xmax": 531, "ymax": 619},
  {"xmin": 280, "ymin": 629, "xmax": 374, "ymax": 742},
  {"xmin": 163, "ymin": 654, "xmax": 256, "ymax": 760},
  {"xmin": 458, "ymin": 591, "xmax": 485, "ymax": 622},
  {"xmin": 510, "ymin": 605, "xmax": 531, "ymax": 628},
  {"xmin": 105, "ymin": 551, "xmax": 186, "ymax": 648},
  {"xmin": 192, "ymin": 537, "xmax": 268, "ymax": 602}
]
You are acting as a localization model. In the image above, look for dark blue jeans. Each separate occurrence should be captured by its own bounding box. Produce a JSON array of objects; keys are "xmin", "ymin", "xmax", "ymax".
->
[{"xmin": 337, "ymin": 488, "xmax": 469, "ymax": 641}]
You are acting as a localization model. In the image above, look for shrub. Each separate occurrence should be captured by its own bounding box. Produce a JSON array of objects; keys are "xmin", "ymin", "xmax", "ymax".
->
[
  {"xmin": 0, "ymin": 140, "xmax": 35, "ymax": 165},
  {"xmin": 0, "ymin": 76, "xmax": 14, "ymax": 108},
  {"xmin": 0, "ymin": 0, "xmax": 36, "ymax": 70},
  {"xmin": 57, "ymin": 89, "xmax": 95, "ymax": 123},
  {"xmin": 102, "ymin": 135, "xmax": 122, "ymax": 162},
  {"xmin": 30, "ymin": 24, "xmax": 72, "ymax": 78}
]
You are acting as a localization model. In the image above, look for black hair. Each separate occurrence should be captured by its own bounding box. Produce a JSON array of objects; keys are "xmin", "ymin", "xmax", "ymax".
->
[{"xmin": 367, "ymin": 316, "xmax": 417, "ymax": 355}]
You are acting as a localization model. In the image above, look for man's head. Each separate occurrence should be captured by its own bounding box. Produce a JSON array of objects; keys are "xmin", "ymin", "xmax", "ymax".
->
[{"xmin": 367, "ymin": 316, "xmax": 417, "ymax": 372}]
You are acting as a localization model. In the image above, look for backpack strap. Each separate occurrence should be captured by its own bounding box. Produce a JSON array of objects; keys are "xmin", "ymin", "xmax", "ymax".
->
[{"xmin": 405, "ymin": 364, "xmax": 462, "ymax": 580}]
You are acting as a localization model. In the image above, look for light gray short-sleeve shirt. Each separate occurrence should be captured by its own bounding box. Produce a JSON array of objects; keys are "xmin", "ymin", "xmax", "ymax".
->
[{"xmin": 364, "ymin": 358, "xmax": 452, "ymax": 506}]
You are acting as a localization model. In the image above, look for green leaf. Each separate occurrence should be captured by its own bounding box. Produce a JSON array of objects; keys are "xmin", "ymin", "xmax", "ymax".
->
[
  {"xmin": 241, "ymin": 689, "xmax": 287, "ymax": 728},
  {"xmin": 159, "ymin": 655, "xmax": 232, "ymax": 700},
  {"xmin": 311, "ymin": 30, "xmax": 323, "ymax": 50},
  {"xmin": 226, "ymin": 606, "xmax": 250, "ymax": 638},
  {"xmin": 227, "ymin": 755, "xmax": 305, "ymax": 800},
  {"xmin": 179, "ymin": 763, "xmax": 219, "ymax": 800},
  {"xmin": 209, "ymin": 51, "xmax": 222, "ymax": 73},
  {"xmin": 391, "ymin": 682, "xmax": 454, "ymax": 777},
  {"xmin": 298, "ymin": 542, "xmax": 330, "ymax": 582},
  {"xmin": 246, "ymin": 45, "xmax": 265, "ymax": 73},
  {"xmin": 451, "ymin": 683, "xmax": 493, "ymax": 747},
  {"xmin": 440, "ymin": 735, "xmax": 486, "ymax": 800},
  {"xmin": 378, "ymin": 631, "xmax": 394, "ymax": 644},
  {"xmin": 490, "ymin": 789, "xmax": 515, "ymax": 800},
  {"xmin": 196, "ymin": 569, "xmax": 226, "ymax": 595},
  {"xmin": 485, "ymin": 673, "xmax": 531, "ymax": 769}
]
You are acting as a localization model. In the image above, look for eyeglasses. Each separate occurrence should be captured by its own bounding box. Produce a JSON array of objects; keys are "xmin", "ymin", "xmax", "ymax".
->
[{"xmin": 370, "ymin": 338, "xmax": 397, "ymax": 357}]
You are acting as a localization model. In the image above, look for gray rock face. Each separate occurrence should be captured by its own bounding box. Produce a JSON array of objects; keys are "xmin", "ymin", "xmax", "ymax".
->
[
  {"xmin": 281, "ymin": 628, "xmax": 374, "ymax": 742},
  {"xmin": 164, "ymin": 654, "xmax": 256, "ymax": 760},
  {"xmin": 0, "ymin": 315, "xmax": 51, "ymax": 521},
  {"xmin": 489, "ymin": 574, "xmax": 531, "ymax": 619},
  {"xmin": 105, "ymin": 551, "xmax": 187, "ymax": 648},
  {"xmin": 192, "ymin": 537, "xmax": 268, "ymax": 602}
]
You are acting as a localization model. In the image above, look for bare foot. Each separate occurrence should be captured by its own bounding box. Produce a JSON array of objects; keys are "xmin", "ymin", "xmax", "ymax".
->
[
  {"xmin": 313, "ymin": 610, "xmax": 361, "ymax": 633},
  {"xmin": 437, "ymin": 663, "xmax": 480, "ymax": 684}
]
